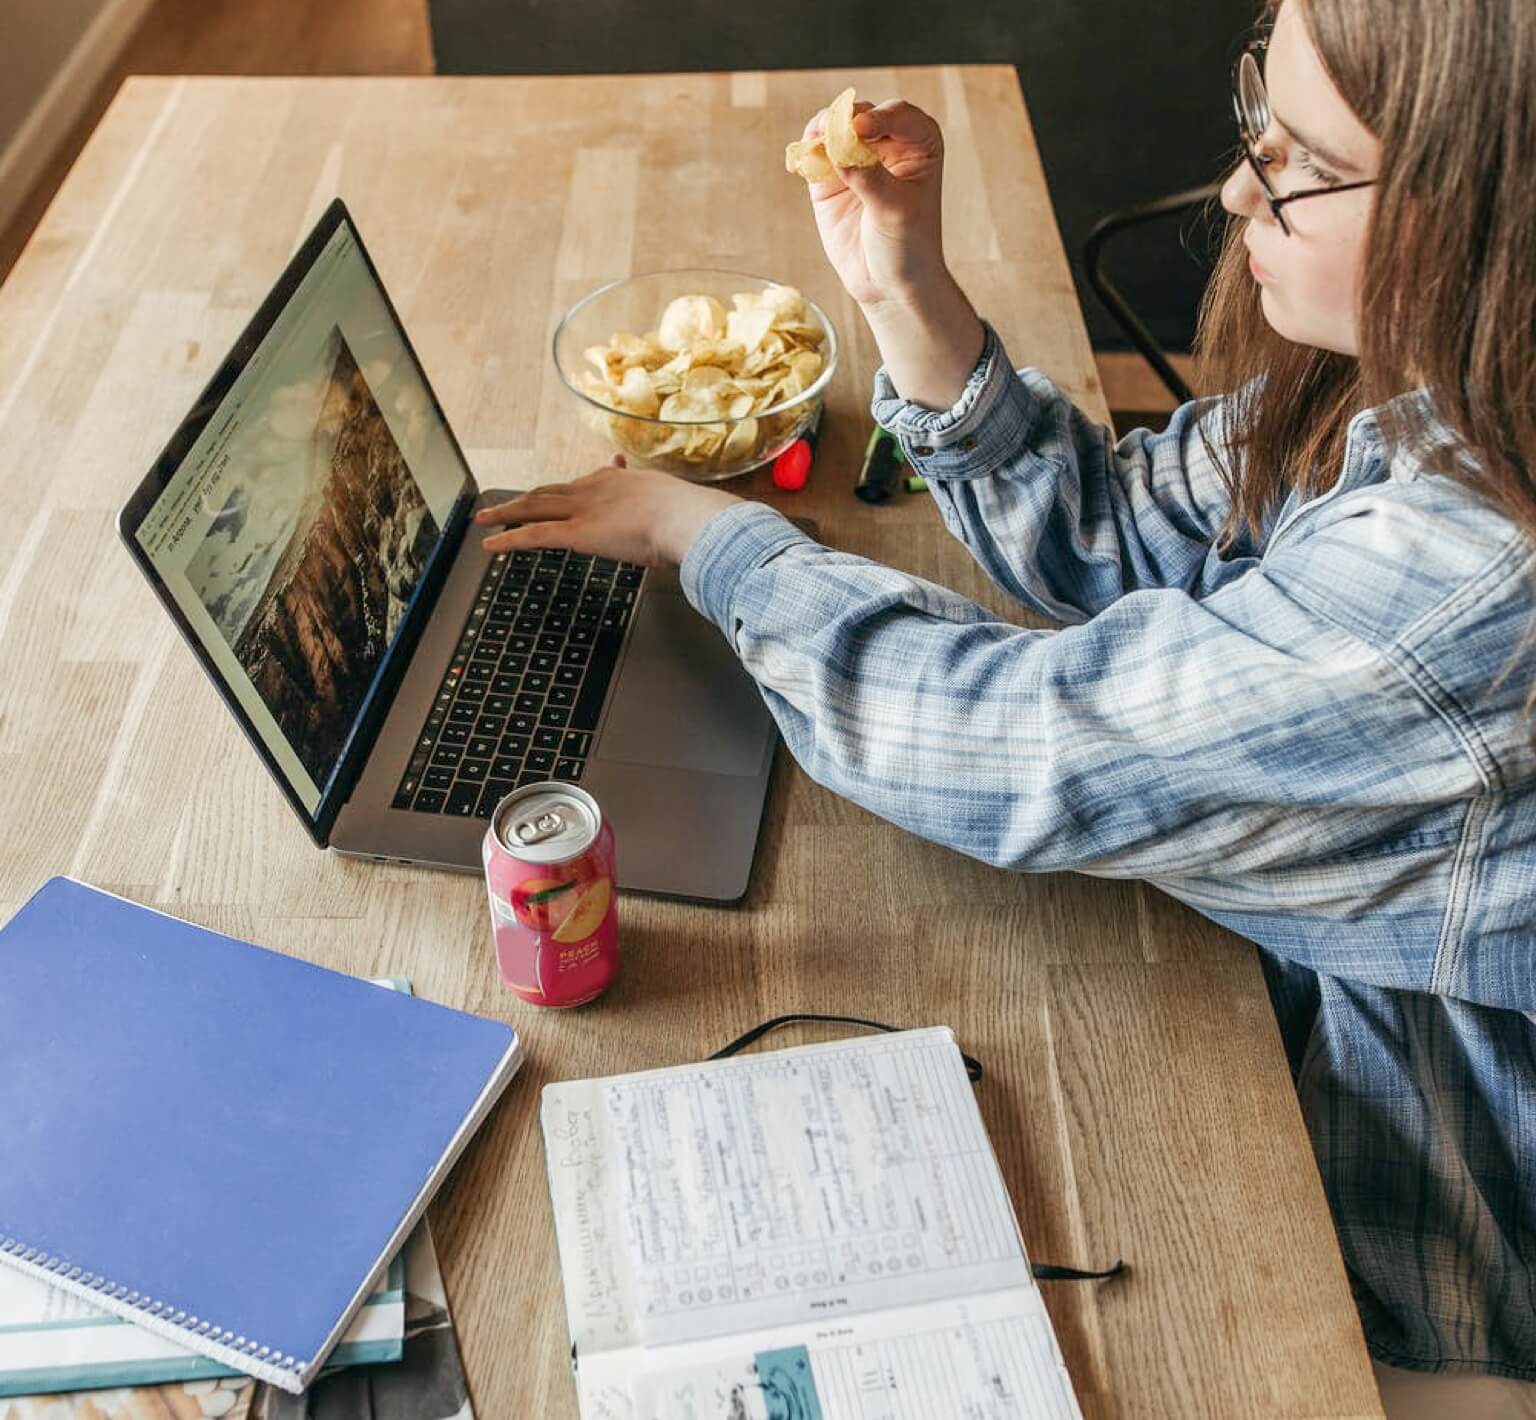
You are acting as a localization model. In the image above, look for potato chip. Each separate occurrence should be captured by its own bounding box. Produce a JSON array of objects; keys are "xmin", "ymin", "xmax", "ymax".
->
[
  {"xmin": 720, "ymin": 417, "xmax": 759, "ymax": 463},
  {"xmin": 657, "ymin": 294, "xmax": 727, "ymax": 351},
  {"xmin": 824, "ymin": 88, "xmax": 879, "ymax": 169},
  {"xmin": 785, "ymin": 87, "xmax": 879, "ymax": 182},
  {"xmin": 784, "ymin": 139, "xmax": 836, "ymax": 182},
  {"xmin": 615, "ymin": 366, "xmax": 660, "ymax": 417},
  {"xmin": 726, "ymin": 305, "xmax": 776, "ymax": 356}
]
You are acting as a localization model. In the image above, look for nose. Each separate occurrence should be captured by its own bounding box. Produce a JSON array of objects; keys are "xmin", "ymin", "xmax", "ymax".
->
[{"xmin": 1221, "ymin": 159, "xmax": 1271, "ymax": 225}]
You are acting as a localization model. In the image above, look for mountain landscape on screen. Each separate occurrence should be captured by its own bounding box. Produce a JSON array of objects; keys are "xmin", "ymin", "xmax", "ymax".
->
[{"xmin": 186, "ymin": 326, "xmax": 437, "ymax": 786}]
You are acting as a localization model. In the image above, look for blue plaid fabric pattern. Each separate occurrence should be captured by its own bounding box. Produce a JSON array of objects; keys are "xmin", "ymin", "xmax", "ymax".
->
[{"xmin": 679, "ymin": 323, "xmax": 1536, "ymax": 1378}]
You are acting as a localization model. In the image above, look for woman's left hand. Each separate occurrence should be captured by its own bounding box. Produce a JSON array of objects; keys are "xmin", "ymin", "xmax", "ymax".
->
[{"xmin": 474, "ymin": 457, "xmax": 741, "ymax": 567}]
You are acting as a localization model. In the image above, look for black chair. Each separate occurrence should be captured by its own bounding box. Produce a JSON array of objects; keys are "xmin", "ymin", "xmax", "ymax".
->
[{"xmin": 1082, "ymin": 183, "xmax": 1225, "ymax": 406}]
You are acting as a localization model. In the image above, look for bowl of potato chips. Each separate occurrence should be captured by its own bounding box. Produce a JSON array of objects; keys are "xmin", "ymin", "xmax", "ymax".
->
[{"xmin": 554, "ymin": 270, "xmax": 836, "ymax": 482}]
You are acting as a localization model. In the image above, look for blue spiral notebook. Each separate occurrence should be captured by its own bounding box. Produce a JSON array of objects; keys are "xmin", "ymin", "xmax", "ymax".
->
[{"xmin": 0, "ymin": 877, "xmax": 521, "ymax": 1394}]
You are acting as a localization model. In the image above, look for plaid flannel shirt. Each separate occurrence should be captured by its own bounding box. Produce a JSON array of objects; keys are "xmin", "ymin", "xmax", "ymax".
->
[{"xmin": 678, "ymin": 322, "xmax": 1536, "ymax": 1378}]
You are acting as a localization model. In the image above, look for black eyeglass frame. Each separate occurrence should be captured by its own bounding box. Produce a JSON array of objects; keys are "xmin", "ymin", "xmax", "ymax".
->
[{"xmin": 1231, "ymin": 39, "xmax": 1375, "ymax": 236}]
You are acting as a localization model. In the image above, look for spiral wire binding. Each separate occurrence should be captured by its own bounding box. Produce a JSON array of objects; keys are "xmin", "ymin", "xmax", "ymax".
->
[{"xmin": 0, "ymin": 1231, "xmax": 304, "ymax": 1377}]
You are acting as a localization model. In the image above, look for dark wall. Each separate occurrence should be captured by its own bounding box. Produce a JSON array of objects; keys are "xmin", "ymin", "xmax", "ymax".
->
[{"xmin": 429, "ymin": 0, "xmax": 1258, "ymax": 350}]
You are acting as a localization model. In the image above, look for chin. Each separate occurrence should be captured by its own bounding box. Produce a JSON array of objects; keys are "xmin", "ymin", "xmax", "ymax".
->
[{"xmin": 1257, "ymin": 288, "xmax": 1358, "ymax": 356}]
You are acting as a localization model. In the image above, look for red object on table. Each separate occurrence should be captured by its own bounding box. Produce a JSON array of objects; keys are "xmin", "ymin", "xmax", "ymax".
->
[{"xmin": 771, "ymin": 407, "xmax": 823, "ymax": 492}]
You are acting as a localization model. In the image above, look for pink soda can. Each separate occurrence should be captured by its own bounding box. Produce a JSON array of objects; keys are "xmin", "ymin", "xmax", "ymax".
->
[{"xmin": 482, "ymin": 782, "xmax": 619, "ymax": 1007}]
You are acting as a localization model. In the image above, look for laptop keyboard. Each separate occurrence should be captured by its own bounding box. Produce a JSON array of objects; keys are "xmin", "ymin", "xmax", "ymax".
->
[{"xmin": 392, "ymin": 547, "xmax": 644, "ymax": 819}]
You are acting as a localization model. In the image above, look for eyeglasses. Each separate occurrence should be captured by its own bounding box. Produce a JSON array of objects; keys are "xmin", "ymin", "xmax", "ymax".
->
[{"xmin": 1231, "ymin": 39, "xmax": 1375, "ymax": 235}]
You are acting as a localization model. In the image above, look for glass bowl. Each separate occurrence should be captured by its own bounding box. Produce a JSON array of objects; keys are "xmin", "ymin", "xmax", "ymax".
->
[{"xmin": 553, "ymin": 269, "xmax": 837, "ymax": 483}]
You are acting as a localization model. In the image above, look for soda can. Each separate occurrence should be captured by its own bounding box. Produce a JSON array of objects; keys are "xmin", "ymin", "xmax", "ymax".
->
[{"xmin": 482, "ymin": 782, "xmax": 619, "ymax": 1007}]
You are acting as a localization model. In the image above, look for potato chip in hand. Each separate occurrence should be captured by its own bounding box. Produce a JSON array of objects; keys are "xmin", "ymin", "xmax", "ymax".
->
[{"xmin": 786, "ymin": 86, "xmax": 880, "ymax": 181}]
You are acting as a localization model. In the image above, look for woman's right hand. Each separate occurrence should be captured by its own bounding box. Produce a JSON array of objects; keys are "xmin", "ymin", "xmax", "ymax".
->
[{"xmin": 802, "ymin": 99, "xmax": 949, "ymax": 311}]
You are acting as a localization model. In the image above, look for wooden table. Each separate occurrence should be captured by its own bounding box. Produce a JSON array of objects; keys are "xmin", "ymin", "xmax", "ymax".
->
[{"xmin": 0, "ymin": 69, "xmax": 1384, "ymax": 1418}]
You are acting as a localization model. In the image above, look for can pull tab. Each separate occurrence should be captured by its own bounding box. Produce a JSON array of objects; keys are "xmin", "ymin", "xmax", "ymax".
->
[{"xmin": 514, "ymin": 808, "xmax": 566, "ymax": 845}]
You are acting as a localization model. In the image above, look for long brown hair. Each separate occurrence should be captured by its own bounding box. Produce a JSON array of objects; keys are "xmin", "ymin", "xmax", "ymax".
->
[{"xmin": 1195, "ymin": 0, "xmax": 1536, "ymax": 562}]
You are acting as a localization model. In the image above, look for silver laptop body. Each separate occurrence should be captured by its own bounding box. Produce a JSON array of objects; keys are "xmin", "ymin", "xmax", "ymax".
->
[{"xmin": 119, "ymin": 199, "xmax": 776, "ymax": 902}]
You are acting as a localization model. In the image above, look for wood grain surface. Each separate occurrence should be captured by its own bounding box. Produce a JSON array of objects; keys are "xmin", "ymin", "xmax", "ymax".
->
[{"xmin": 0, "ymin": 69, "xmax": 1382, "ymax": 1418}]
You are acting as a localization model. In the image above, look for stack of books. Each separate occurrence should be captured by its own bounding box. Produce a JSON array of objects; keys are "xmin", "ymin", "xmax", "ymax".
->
[{"xmin": 0, "ymin": 880, "xmax": 522, "ymax": 1419}]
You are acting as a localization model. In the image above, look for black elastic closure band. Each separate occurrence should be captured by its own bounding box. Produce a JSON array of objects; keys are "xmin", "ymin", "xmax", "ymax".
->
[
  {"xmin": 1032, "ymin": 1260, "xmax": 1127, "ymax": 1282},
  {"xmin": 709, "ymin": 1012, "xmax": 984, "ymax": 1084}
]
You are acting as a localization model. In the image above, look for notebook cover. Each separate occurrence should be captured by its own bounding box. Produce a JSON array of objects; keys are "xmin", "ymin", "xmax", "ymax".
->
[
  {"xmin": 0, "ymin": 972, "xmax": 417, "ymax": 1398},
  {"xmin": 0, "ymin": 878, "xmax": 519, "ymax": 1392}
]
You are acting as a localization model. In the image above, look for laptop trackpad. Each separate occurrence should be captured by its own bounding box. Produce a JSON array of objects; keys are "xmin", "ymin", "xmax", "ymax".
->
[{"xmin": 596, "ymin": 593, "xmax": 771, "ymax": 776}]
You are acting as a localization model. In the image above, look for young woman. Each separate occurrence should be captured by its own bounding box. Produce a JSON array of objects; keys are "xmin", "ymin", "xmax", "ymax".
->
[{"xmin": 479, "ymin": 1, "xmax": 1535, "ymax": 1408}]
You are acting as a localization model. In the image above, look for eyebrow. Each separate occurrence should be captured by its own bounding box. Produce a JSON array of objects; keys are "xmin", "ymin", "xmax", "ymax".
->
[{"xmin": 1270, "ymin": 109, "xmax": 1361, "ymax": 176}]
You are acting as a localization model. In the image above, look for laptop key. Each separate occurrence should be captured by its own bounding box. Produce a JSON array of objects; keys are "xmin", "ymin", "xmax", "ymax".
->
[
  {"xmin": 548, "ymin": 685, "xmax": 575, "ymax": 708},
  {"xmin": 449, "ymin": 703, "xmax": 477, "ymax": 725},
  {"xmin": 431, "ymin": 744, "xmax": 464, "ymax": 767},
  {"xmin": 478, "ymin": 781, "xmax": 514, "ymax": 818},
  {"xmin": 413, "ymin": 788, "xmax": 447, "ymax": 813},
  {"xmin": 425, "ymin": 765, "xmax": 455, "ymax": 789},
  {"xmin": 491, "ymin": 674, "xmax": 520, "ymax": 695},
  {"xmin": 458, "ymin": 758, "xmax": 490, "ymax": 783},
  {"xmin": 499, "ymin": 734, "xmax": 531, "ymax": 758},
  {"xmin": 539, "ymin": 707, "xmax": 571, "ymax": 730},
  {"xmin": 570, "ymin": 628, "xmax": 624, "ymax": 730},
  {"xmin": 526, "ymin": 749, "xmax": 555, "ymax": 774},
  {"xmin": 554, "ymin": 758, "xmax": 584, "ymax": 780},
  {"xmin": 533, "ymin": 727, "xmax": 562, "ymax": 751},
  {"xmin": 466, "ymin": 736, "xmax": 497, "ymax": 759},
  {"xmin": 563, "ymin": 731, "xmax": 592, "ymax": 758},
  {"xmin": 445, "ymin": 784, "xmax": 479, "ymax": 816},
  {"xmin": 491, "ymin": 756, "xmax": 523, "ymax": 780}
]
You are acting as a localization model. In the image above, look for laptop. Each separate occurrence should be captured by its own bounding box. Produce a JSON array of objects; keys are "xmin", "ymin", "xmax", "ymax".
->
[{"xmin": 118, "ymin": 199, "xmax": 777, "ymax": 901}]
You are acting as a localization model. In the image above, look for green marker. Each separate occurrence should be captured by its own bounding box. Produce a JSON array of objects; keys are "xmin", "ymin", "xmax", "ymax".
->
[{"xmin": 905, "ymin": 474, "xmax": 929, "ymax": 494}]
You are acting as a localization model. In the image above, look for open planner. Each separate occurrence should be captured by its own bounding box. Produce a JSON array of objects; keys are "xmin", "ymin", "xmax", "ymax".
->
[{"xmin": 540, "ymin": 1027, "xmax": 1082, "ymax": 1420}]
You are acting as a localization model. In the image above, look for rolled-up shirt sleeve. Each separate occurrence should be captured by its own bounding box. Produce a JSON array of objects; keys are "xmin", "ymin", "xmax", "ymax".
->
[{"xmin": 871, "ymin": 322, "xmax": 1242, "ymax": 624}]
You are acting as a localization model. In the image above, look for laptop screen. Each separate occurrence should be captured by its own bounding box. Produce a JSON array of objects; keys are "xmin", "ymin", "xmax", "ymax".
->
[{"xmin": 127, "ymin": 214, "xmax": 470, "ymax": 822}]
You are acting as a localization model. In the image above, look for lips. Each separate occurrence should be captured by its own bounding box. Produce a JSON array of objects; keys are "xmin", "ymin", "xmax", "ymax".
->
[{"xmin": 1246, "ymin": 247, "xmax": 1273, "ymax": 284}]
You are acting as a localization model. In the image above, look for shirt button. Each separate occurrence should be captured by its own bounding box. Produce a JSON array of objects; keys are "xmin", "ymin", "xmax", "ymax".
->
[
  {"xmin": 912, "ymin": 444, "xmax": 934, "ymax": 457},
  {"xmin": 959, "ymin": 435, "xmax": 978, "ymax": 451}
]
